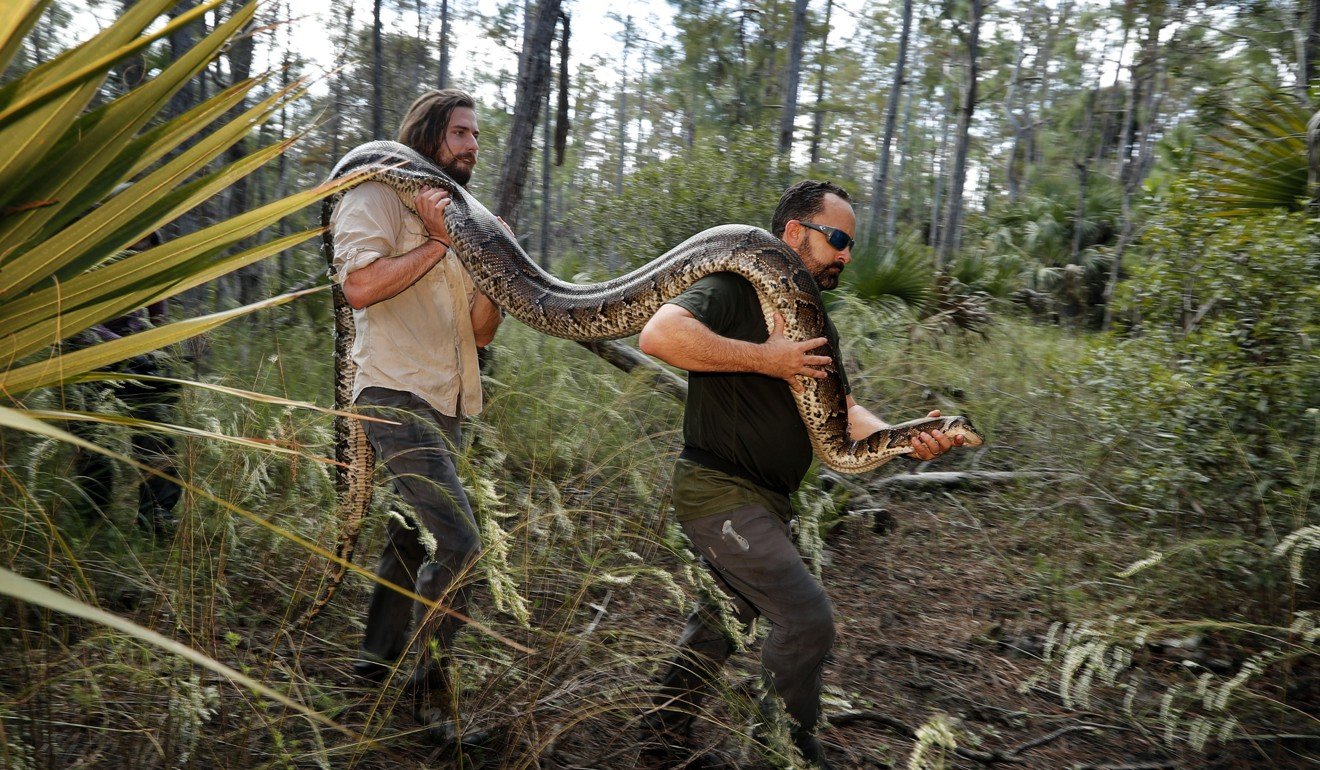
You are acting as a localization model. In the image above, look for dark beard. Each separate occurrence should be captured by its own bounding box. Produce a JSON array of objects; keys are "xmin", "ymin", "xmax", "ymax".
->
[
  {"xmin": 442, "ymin": 156, "xmax": 475, "ymax": 187},
  {"xmin": 801, "ymin": 240, "xmax": 844, "ymax": 290},
  {"xmin": 814, "ymin": 268, "xmax": 842, "ymax": 291}
]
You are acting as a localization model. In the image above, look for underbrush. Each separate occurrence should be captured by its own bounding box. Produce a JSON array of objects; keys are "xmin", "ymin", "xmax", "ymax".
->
[{"xmin": 2, "ymin": 291, "xmax": 1315, "ymax": 767}]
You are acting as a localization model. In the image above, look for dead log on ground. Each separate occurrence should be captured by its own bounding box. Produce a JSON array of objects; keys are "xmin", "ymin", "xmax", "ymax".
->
[{"xmin": 577, "ymin": 340, "xmax": 688, "ymax": 402}]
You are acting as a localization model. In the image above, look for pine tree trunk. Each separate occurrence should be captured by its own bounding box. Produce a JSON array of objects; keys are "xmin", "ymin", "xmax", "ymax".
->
[
  {"xmin": 938, "ymin": 0, "xmax": 983, "ymax": 267},
  {"xmin": 809, "ymin": 0, "xmax": 834, "ymax": 165},
  {"xmin": 1003, "ymin": 32, "xmax": 1027, "ymax": 205},
  {"xmin": 330, "ymin": 3, "xmax": 354, "ymax": 159},
  {"xmin": 371, "ymin": 0, "xmax": 384, "ymax": 138},
  {"xmin": 540, "ymin": 80, "xmax": 552, "ymax": 270},
  {"xmin": 1101, "ymin": 23, "xmax": 1142, "ymax": 332},
  {"xmin": 1071, "ymin": 88, "xmax": 1097, "ymax": 264},
  {"xmin": 222, "ymin": 0, "xmax": 260, "ymax": 308},
  {"xmin": 888, "ymin": 84, "xmax": 914, "ymax": 243},
  {"xmin": 614, "ymin": 17, "xmax": 632, "ymax": 197},
  {"xmin": 165, "ymin": 0, "xmax": 204, "ymax": 315},
  {"xmin": 636, "ymin": 45, "xmax": 649, "ymax": 165},
  {"xmin": 1026, "ymin": 4, "xmax": 1066, "ymax": 167},
  {"xmin": 930, "ymin": 84, "xmax": 952, "ymax": 252},
  {"xmin": 167, "ymin": 0, "xmax": 201, "ymax": 119},
  {"xmin": 276, "ymin": 43, "xmax": 293, "ymax": 287},
  {"xmin": 113, "ymin": 0, "xmax": 146, "ymax": 95},
  {"xmin": 610, "ymin": 16, "xmax": 633, "ymax": 272},
  {"xmin": 1308, "ymin": 108, "xmax": 1320, "ymax": 214},
  {"xmin": 868, "ymin": 0, "xmax": 912, "ymax": 248},
  {"xmin": 778, "ymin": 0, "xmax": 809, "ymax": 154},
  {"xmin": 1307, "ymin": 1, "xmax": 1320, "ymax": 103},
  {"xmin": 1103, "ymin": 14, "xmax": 1165, "ymax": 331},
  {"xmin": 438, "ymin": 0, "xmax": 450, "ymax": 88},
  {"xmin": 495, "ymin": 0, "xmax": 564, "ymax": 233}
]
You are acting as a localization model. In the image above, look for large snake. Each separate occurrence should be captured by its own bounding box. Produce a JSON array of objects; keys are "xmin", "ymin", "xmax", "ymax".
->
[{"xmin": 300, "ymin": 141, "xmax": 984, "ymax": 624}]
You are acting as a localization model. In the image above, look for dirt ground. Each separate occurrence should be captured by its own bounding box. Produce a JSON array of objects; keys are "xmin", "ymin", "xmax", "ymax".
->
[{"xmin": 307, "ymin": 493, "xmax": 1315, "ymax": 770}]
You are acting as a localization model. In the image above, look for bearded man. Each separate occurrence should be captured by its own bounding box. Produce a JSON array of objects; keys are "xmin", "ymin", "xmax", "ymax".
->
[
  {"xmin": 330, "ymin": 89, "xmax": 502, "ymax": 740},
  {"xmin": 638, "ymin": 180, "xmax": 963, "ymax": 768}
]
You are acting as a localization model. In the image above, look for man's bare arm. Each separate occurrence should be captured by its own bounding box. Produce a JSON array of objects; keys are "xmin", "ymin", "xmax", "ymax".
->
[
  {"xmin": 846, "ymin": 395, "xmax": 891, "ymax": 440},
  {"xmin": 341, "ymin": 240, "xmax": 449, "ymax": 309},
  {"xmin": 342, "ymin": 188, "xmax": 457, "ymax": 311},
  {"xmin": 638, "ymin": 304, "xmax": 831, "ymax": 393},
  {"xmin": 847, "ymin": 397, "xmax": 962, "ymax": 459}
]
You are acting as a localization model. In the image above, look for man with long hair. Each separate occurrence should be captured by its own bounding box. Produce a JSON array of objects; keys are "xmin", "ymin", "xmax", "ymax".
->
[{"xmin": 330, "ymin": 89, "xmax": 502, "ymax": 742}]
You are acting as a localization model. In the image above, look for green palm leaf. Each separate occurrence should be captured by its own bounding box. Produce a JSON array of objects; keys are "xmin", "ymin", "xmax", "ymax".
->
[
  {"xmin": 0, "ymin": 0, "xmax": 224, "ymax": 206},
  {"xmin": 0, "ymin": 79, "xmax": 311, "ymax": 295},
  {"xmin": 1201, "ymin": 90, "xmax": 1309, "ymax": 214},
  {"xmin": 846, "ymin": 238, "xmax": 935, "ymax": 311},
  {"xmin": 0, "ymin": 0, "xmax": 48, "ymax": 75},
  {"xmin": 1, "ymin": 288, "xmax": 322, "ymax": 394},
  {"xmin": 0, "ymin": 0, "xmax": 257, "ymax": 252},
  {"xmin": 0, "ymin": 0, "xmax": 352, "ymax": 394},
  {"xmin": 0, "ymin": 226, "xmax": 321, "ymax": 361}
]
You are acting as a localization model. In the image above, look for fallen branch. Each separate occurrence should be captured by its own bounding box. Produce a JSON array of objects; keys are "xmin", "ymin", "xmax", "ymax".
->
[
  {"xmin": 1074, "ymin": 764, "xmax": 1176, "ymax": 770},
  {"xmin": 868, "ymin": 642, "xmax": 982, "ymax": 669},
  {"xmin": 868, "ymin": 470, "xmax": 1079, "ymax": 491},
  {"xmin": 830, "ymin": 711, "xmax": 1107, "ymax": 765},
  {"xmin": 579, "ymin": 589, "xmax": 613, "ymax": 637},
  {"xmin": 577, "ymin": 340, "xmax": 688, "ymax": 402}
]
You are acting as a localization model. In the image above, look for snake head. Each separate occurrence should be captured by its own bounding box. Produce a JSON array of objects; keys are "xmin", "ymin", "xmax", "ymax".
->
[{"xmin": 940, "ymin": 415, "xmax": 984, "ymax": 447}]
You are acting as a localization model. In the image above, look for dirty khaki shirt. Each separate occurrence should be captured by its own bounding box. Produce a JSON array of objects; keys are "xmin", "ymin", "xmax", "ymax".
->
[{"xmin": 331, "ymin": 181, "xmax": 484, "ymax": 418}]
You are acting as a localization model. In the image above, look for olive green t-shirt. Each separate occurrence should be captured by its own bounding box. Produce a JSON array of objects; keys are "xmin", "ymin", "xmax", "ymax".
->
[{"xmin": 668, "ymin": 272, "xmax": 849, "ymax": 521}]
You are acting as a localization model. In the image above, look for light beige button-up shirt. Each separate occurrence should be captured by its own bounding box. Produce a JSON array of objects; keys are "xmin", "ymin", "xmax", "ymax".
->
[{"xmin": 331, "ymin": 181, "xmax": 484, "ymax": 417}]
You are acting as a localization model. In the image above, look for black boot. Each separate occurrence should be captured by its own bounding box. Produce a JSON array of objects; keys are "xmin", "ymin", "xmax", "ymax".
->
[
  {"xmin": 405, "ymin": 657, "xmax": 453, "ymax": 723},
  {"xmin": 350, "ymin": 652, "xmax": 395, "ymax": 685},
  {"xmin": 136, "ymin": 504, "xmax": 178, "ymax": 537},
  {"xmin": 791, "ymin": 728, "xmax": 834, "ymax": 770}
]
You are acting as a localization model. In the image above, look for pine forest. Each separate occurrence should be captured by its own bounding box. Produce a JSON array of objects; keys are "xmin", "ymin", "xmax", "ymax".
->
[{"xmin": 0, "ymin": 0, "xmax": 1317, "ymax": 767}]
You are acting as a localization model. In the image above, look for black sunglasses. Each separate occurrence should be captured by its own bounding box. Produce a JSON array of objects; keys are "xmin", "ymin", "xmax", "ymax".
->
[{"xmin": 797, "ymin": 221, "xmax": 855, "ymax": 252}]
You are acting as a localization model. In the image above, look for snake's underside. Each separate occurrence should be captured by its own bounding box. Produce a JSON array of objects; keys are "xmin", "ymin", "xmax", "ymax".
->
[{"xmin": 299, "ymin": 141, "xmax": 983, "ymax": 623}]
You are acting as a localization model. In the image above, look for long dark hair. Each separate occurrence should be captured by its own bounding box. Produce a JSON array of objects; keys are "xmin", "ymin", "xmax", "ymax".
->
[{"xmin": 396, "ymin": 88, "xmax": 475, "ymax": 160}]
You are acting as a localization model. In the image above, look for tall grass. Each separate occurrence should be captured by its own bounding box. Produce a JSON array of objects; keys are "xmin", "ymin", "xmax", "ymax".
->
[{"xmin": 3, "ymin": 292, "xmax": 1314, "ymax": 766}]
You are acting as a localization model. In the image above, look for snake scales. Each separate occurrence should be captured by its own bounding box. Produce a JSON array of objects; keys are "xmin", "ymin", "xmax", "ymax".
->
[{"xmin": 300, "ymin": 141, "xmax": 983, "ymax": 624}]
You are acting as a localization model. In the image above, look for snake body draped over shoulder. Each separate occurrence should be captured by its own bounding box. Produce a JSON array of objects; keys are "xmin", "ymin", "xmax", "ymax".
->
[{"xmin": 300, "ymin": 141, "xmax": 983, "ymax": 623}]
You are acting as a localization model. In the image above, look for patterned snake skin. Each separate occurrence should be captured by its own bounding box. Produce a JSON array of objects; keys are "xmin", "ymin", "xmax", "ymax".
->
[{"xmin": 300, "ymin": 141, "xmax": 983, "ymax": 623}]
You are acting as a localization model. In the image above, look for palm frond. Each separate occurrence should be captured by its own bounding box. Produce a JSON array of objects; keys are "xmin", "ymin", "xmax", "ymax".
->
[
  {"xmin": 846, "ymin": 238, "xmax": 935, "ymax": 311},
  {"xmin": 0, "ymin": 1, "xmax": 351, "ymax": 392},
  {"xmin": 1200, "ymin": 89, "xmax": 1309, "ymax": 214}
]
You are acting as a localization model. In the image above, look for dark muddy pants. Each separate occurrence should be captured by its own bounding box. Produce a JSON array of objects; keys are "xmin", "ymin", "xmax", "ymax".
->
[
  {"xmin": 654, "ymin": 503, "xmax": 835, "ymax": 734},
  {"xmin": 355, "ymin": 387, "xmax": 482, "ymax": 668},
  {"xmin": 70, "ymin": 355, "xmax": 182, "ymax": 527}
]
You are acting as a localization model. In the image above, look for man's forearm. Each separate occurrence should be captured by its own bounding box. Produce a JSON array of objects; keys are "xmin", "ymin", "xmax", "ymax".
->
[
  {"xmin": 847, "ymin": 401, "xmax": 890, "ymax": 441},
  {"xmin": 641, "ymin": 315, "xmax": 768, "ymax": 374},
  {"xmin": 342, "ymin": 240, "xmax": 447, "ymax": 309}
]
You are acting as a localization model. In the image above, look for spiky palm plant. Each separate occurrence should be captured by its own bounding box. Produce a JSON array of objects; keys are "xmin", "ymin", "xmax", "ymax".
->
[
  {"xmin": 0, "ymin": 0, "xmax": 350, "ymax": 400},
  {"xmin": 982, "ymin": 175, "xmax": 1120, "ymax": 268},
  {"xmin": 1201, "ymin": 88, "xmax": 1310, "ymax": 214},
  {"xmin": 0, "ymin": 0, "xmax": 357, "ymax": 720},
  {"xmin": 844, "ymin": 234, "xmax": 935, "ymax": 314}
]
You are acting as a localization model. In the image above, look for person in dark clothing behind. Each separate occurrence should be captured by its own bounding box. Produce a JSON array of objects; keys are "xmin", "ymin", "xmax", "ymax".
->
[
  {"xmin": 69, "ymin": 231, "xmax": 182, "ymax": 536},
  {"xmin": 637, "ymin": 180, "xmax": 965, "ymax": 768}
]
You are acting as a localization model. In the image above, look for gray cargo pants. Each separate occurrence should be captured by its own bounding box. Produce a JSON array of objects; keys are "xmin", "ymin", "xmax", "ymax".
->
[
  {"xmin": 653, "ymin": 503, "xmax": 835, "ymax": 735},
  {"xmin": 355, "ymin": 387, "xmax": 483, "ymax": 668}
]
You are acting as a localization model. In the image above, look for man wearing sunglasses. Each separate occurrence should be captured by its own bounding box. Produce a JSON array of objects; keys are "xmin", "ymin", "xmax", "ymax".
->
[{"xmin": 638, "ymin": 180, "xmax": 961, "ymax": 769}]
